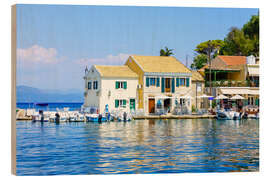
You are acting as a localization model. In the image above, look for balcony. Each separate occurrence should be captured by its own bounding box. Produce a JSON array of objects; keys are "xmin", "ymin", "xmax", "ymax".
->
[{"xmin": 205, "ymin": 80, "xmax": 259, "ymax": 87}]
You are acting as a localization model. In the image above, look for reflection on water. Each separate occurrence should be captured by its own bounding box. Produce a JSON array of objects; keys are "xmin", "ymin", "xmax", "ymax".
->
[{"xmin": 16, "ymin": 119, "xmax": 259, "ymax": 175}]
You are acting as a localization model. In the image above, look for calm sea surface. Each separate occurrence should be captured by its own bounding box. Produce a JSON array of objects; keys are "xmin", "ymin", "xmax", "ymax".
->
[
  {"xmin": 16, "ymin": 119, "xmax": 259, "ymax": 175},
  {"xmin": 16, "ymin": 102, "xmax": 83, "ymax": 111}
]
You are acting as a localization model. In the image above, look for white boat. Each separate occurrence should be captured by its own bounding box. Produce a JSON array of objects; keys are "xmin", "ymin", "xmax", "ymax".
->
[
  {"xmin": 32, "ymin": 114, "xmax": 49, "ymax": 122},
  {"xmin": 85, "ymin": 113, "xmax": 107, "ymax": 122},
  {"xmin": 216, "ymin": 110, "xmax": 241, "ymax": 120}
]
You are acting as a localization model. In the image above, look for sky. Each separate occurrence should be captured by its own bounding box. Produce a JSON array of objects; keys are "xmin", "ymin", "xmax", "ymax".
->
[{"xmin": 16, "ymin": 4, "xmax": 258, "ymax": 91}]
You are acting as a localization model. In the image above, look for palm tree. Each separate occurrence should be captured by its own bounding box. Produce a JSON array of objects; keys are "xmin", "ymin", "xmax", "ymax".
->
[{"xmin": 160, "ymin": 46, "xmax": 174, "ymax": 56}]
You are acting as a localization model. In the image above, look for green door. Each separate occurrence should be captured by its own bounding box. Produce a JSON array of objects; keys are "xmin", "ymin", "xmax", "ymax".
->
[{"xmin": 130, "ymin": 99, "xmax": 135, "ymax": 110}]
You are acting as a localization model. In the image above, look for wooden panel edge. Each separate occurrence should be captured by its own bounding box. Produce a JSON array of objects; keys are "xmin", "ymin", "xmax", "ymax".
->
[{"xmin": 11, "ymin": 4, "xmax": 17, "ymax": 175}]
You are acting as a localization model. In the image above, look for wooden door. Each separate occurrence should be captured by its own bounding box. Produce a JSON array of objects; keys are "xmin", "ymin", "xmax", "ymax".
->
[
  {"xmin": 165, "ymin": 78, "xmax": 171, "ymax": 92},
  {"xmin": 148, "ymin": 98, "xmax": 155, "ymax": 114}
]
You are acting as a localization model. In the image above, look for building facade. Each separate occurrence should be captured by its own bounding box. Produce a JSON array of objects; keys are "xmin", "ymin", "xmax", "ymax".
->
[
  {"xmin": 125, "ymin": 55, "xmax": 192, "ymax": 114},
  {"xmin": 83, "ymin": 55, "xmax": 193, "ymax": 115},
  {"xmin": 191, "ymin": 71, "xmax": 206, "ymax": 110},
  {"xmin": 83, "ymin": 65, "xmax": 138, "ymax": 114},
  {"xmin": 199, "ymin": 55, "xmax": 259, "ymax": 106}
]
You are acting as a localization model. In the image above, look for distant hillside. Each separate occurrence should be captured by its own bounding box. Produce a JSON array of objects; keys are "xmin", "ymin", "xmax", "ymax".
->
[{"xmin": 16, "ymin": 85, "xmax": 84, "ymax": 103}]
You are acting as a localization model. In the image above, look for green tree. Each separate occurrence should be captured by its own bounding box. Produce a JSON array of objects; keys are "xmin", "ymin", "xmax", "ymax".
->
[
  {"xmin": 190, "ymin": 54, "xmax": 208, "ymax": 70},
  {"xmin": 160, "ymin": 46, "xmax": 174, "ymax": 56},
  {"xmin": 194, "ymin": 40, "xmax": 225, "ymax": 55},
  {"xmin": 191, "ymin": 40, "xmax": 224, "ymax": 69},
  {"xmin": 242, "ymin": 15, "xmax": 259, "ymax": 56},
  {"xmin": 222, "ymin": 15, "xmax": 259, "ymax": 56},
  {"xmin": 222, "ymin": 27, "xmax": 254, "ymax": 56}
]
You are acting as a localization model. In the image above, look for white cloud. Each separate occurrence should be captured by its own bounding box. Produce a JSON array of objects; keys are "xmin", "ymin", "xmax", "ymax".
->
[
  {"xmin": 77, "ymin": 53, "xmax": 130, "ymax": 66},
  {"xmin": 17, "ymin": 45, "xmax": 60, "ymax": 64}
]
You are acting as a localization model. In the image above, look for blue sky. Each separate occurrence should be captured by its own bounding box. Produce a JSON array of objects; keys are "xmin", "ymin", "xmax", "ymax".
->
[{"xmin": 16, "ymin": 4, "xmax": 258, "ymax": 90}]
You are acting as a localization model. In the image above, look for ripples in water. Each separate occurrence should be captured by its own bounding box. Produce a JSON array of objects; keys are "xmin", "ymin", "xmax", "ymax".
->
[{"xmin": 16, "ymin": 119, "xmax": 259, "ymax": 175}]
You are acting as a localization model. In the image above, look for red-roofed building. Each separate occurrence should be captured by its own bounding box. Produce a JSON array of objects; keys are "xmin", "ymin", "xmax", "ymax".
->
[{"xmin": 199, "ymin": 55, "xmax": 259, "ymax": 106}]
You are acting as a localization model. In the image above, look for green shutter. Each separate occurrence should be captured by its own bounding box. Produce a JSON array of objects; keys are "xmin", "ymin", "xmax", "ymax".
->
[
  {"xmin": 161, "ymin": 78, "xmax": 165, "ymax": 93},
  {"xmin": 115, "ymin": 99, "xmax": 119, "ymax": 108},
  {"xmin": 255, "ymin": 99, "xmax": 259, "ymax": 106},
  {"xmin": 146, "ymin": 77, "xmax": 149, "ymax": 87},
  {"xmin": 123, "ymin": 99, "xmax": 126, "ymax": 106},
  {"xmin": 115, "ymin": 81, "xmax": 119, "ymax": 89},
  {"xmin": 243, "ymin": 99, "xmax": 248, "ymax": 106},
  {"xmin": 172, "ymin": 78, "xmax": 175, "ymax": 93},
  {"xmin": 186, "ymin": 78, "xmax": 190, "ymax": 87},
  {"xmin": 124, "ymin": 82, "xmax": 127, "ymax": 89},
  {"xmin": 156, "ymin": 77, "xmax": 160, "ymax": 87},
  {"xmin": 96, "ymin": 81, "xmax": 98, "ymax": 89},
  {"xmin": 176, "ymin": 78, "xmax": 179, "ymax": 87}
]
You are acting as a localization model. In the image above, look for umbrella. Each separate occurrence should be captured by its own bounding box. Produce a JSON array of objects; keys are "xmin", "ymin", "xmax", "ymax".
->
[
  {"xmin": 180, "ymin": 94, "xmax": 194, "ymax": 99},
  {"xmin": 155, "ymin": 95, "xmax": 172, "ymax": 99},
  {"xmin": 230, "ymin": 94, "xmax": 245, "ymax": 100},
  {"xmin": 197, "ymin": 94, "xmax": 213, "ymax": 98},
  {"xmin": 215, "ymin": 94, "xmax": 229, "ymax": 100}
]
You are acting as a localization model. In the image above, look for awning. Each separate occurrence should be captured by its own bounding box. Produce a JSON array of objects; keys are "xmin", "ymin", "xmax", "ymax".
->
[
  {"xmin": 248, "ymin": 67, "xmax": 259, "ymax": 76},
  {"xmin": 220, "ymin": 88, "xmax": 259, "ymax": 95},
  {"xmin": 197, "ymin": 94, "xmax": 213, "ymax": 99},
  {"xmin": 215, "ymin": 94, "xmax": 229, "ymax": 99},
  {"xmin": 249, "ymin": 89, "xmax": 259, "ymax": 95},
  {"xmin": 230, "ymin": 94, "xmax": 245, "ymax": 100},
  {"xmin": 155, "ymin": 95, "xmax": 173, "ymax": 99}
]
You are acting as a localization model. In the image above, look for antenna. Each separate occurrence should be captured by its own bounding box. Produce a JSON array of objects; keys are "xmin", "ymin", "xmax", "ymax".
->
[{"xmin": 186, "ymin": 54, "xmax": 188, "ymax": 67}]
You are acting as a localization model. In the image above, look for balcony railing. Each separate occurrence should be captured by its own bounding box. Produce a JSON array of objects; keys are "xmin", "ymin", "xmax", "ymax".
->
[{"xmin": 205, "ymin": 80, "xmax": 259, "ymax": 87}]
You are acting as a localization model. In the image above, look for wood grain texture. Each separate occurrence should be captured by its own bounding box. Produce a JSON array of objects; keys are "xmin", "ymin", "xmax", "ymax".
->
[{"xmin": 11, "ymin": 4, "xmax": 17, "ymax": 175}]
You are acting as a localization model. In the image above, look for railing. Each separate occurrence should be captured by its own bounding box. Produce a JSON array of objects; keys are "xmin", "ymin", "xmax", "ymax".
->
[{"xmin": 205, "ymin": 80, "xmax": 259, "ymax": 87}]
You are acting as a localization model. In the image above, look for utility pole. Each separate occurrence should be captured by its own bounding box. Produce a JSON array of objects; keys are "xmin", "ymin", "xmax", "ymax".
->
[
  {"xmin": 207, "ymin": 40, "xmax": 213, "ymax": 96},
  {"xmin": 195, "ymin": 82, "xmax": 198, "ymax": 109},
  {"xmin": 186, "ymin": 54, "xmax": 188, "ymax": 67}
]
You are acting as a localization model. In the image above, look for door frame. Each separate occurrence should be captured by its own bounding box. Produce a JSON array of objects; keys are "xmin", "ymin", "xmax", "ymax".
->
[
  {"xmin": 148, "ymin": 98, "xmax": 155, "ymax": 114},
  {"xmin": 129, "ymin": 98, "xmax": 136, "ymax": 111}
]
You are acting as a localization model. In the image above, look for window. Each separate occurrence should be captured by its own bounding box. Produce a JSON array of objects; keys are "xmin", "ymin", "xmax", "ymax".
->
[
  {"xmin": 150, "ymin": 78, "xmax": 156, "ymax": 86},
  {"xmin": 93, "ymin": 81, "xmax": 98, "ymax": 90},
  {"xmin": 116, "ymin": 81, "xmax": 127, "ymax": 89},
  {"xmin": 146, "ymin": 77, "xmax": 160, "ymax": 87},
  {"xmin": 197, "ymin": 83, "xmax": 202, "ymax": 92},
  {"xmin": 180, "ymin": 98, "xmax": 185, "ymax": 106},
  {"xmin": 115, "ymin": 99, "xmax": 127, "ymax": 108},
  {"xmin": 88, "ymin": 81, "xmax": 92, "ymax": 89},
  {"xmin": 180, "ymin": 78, "xmax": 186, "ymax": 86}
]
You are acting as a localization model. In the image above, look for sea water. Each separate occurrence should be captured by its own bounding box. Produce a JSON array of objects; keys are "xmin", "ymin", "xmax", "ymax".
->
[{"xmin": 16, "ymin": 118, "xmax": 259, "ymax": 175}]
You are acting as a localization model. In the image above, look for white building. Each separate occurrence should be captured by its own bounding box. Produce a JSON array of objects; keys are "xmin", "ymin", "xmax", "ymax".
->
[
  {"xmin": 83, "ymin": 65, "xmax": 138, "ymax": 114},
  {"xmin": 84, "ymin": 55, "xmax": 193, "ymax": 115}
]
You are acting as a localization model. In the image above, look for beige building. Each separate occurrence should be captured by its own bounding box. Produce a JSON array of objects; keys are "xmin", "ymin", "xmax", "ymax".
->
[
  {"xmin": 125, "ymin": 55, "xmax": 192, "ymax": 114},
  {"xmin": 191, "ymin": 71, "xmax": 205, "ymax": 110},
  {"xmin": 199, "ymin": 55, "xmax": 259, "ymax": 106}
]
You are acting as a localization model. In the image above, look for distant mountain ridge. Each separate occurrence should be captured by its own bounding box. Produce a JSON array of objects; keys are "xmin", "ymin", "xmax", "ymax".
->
[{"xmin": 16, "ymin": 85, "xmax": 84, "ymax": 103}]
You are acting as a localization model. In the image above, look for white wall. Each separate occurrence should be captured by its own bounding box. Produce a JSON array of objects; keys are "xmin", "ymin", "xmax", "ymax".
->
[
  {"xmin": 99, "ymin": 77, "xmax": 138, "ymax": 114},
  {"xmin": 83, "ymin": 66, "xmax": 101, "ymax": 109}
]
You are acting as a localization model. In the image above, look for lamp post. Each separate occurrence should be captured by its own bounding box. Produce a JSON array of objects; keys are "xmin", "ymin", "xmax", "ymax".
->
[
  {"xmin": 195, "ymin": 81, "xmax": 198, "ymax": 109},
  {"xmin": 207, "ymin": 40, "xmax": 213, "ymax": 96}
]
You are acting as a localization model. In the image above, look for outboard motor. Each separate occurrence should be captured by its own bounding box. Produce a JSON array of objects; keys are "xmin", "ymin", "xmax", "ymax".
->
[
  {"xmin": 106, "ymin": 112, "xmax": 111, "ymax": 122},
  {"xmin": 55, "ymin": 113, "xmax": 60, "ymax": 124},
  {"xmin": 98, "ymin": 114, "xmax": 102, "ymax": 123},
  {"xmin": 39, "ymin": 110, "xmax": 44, "ymax": 123},
  {"xmin": 123, "ymin": 112, "xmax": 127, "ymax": 122}
]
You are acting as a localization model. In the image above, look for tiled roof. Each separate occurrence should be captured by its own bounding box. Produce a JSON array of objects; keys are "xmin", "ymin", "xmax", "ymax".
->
[
  {"xmin": 198, "ymin": 64, "xmax": 208, "ymax": 72},
  {"xmin": 218, "ymin": 56, "xmax": 246, "ymax": 65},
  {"xmin": 94, "ymin": 65, "xmax": 138, "ymax": 78},
  {"xmin": 191, "ymin": 71, "xmax": 204, "ymax": 81},
  {"xmin": 131, "ymin": 55, "xmax": 191, "ymax": 73}
]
